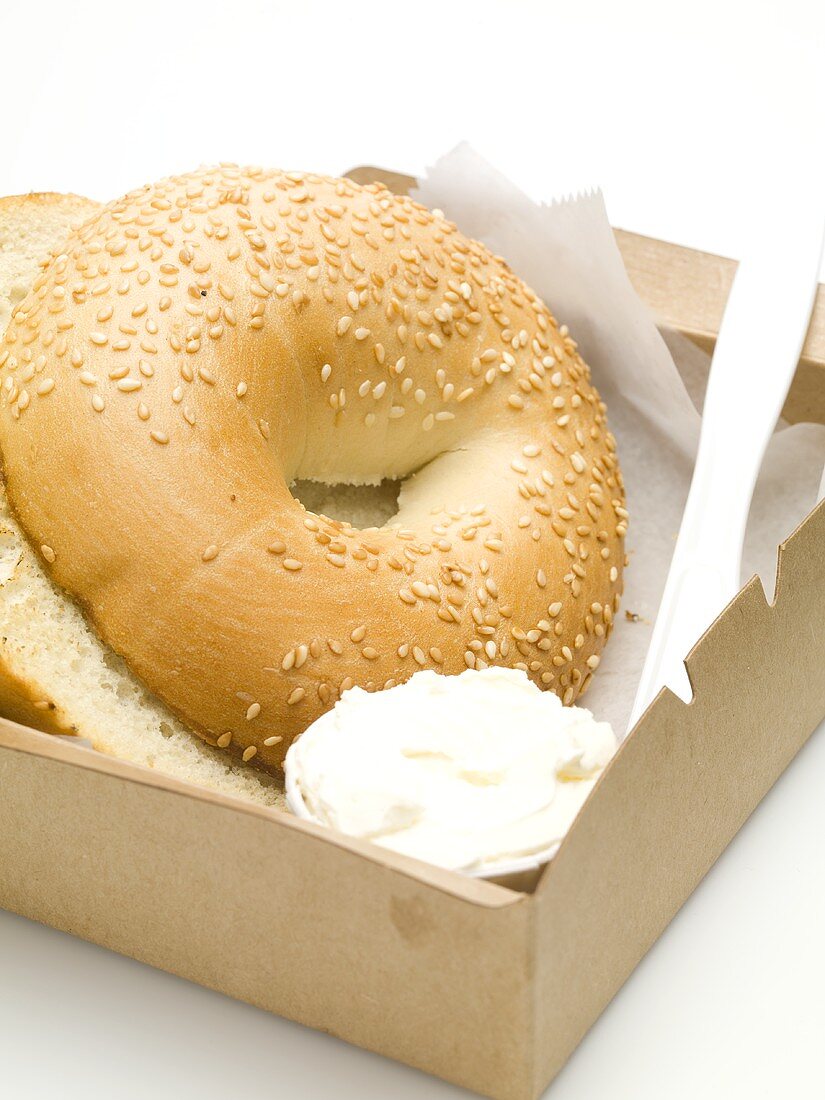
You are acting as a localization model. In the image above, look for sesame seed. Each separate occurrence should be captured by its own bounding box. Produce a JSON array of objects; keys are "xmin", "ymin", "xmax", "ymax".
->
[
  {"xmin": 92, "ymin": 394, "xmax": 105, "ymax": 412},
  {"xmin": 246, "ymin": 703, "xmax": 261, "ymax": 721},
  {"xmin": 40, "ymin": 544, "xmax": 56, "ymax": 563},
  {"xmin": 202, "ymin": 544, "xmax": 219, "ymax": 562},
  {"xmin": 242, "ymin": 746, "xmax": 258, "ymax": 762},
  {"xmin": 149, "ymin": 430, "xmax": 169, "ymax": 444},
  {"xmin": 287, "ymin": 687, "xmax": 306, "ymax": 706},
  {"xmin": 36, "ymin": 378, "xmax": 55, "ymax": 396},
  {"xmin": 283, "ymin": 558, "xmax": 303, "ymax": 571},
  {"xmin": 216, "ymin": 732, "xmax": 232, "ymax": 749},
  {"xmin": 263, "ymin": 735, "xmax": 283, "ymax": 747}
]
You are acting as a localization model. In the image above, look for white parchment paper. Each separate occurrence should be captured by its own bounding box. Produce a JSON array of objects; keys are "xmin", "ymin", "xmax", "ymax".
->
[{"xmin": 414, "ymin": 146, "xmax": 825, "ymax": 734}]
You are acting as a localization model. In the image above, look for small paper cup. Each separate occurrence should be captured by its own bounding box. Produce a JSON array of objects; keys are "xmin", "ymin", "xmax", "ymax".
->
[{"xmin": 284, "ymin": 750, "xmax": 557, "ymax": 888}]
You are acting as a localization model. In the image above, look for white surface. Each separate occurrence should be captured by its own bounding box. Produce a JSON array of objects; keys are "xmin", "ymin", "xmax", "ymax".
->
[{"xmin": 2, "ymin": 1, "xmax": 825, "ymax": 1097}]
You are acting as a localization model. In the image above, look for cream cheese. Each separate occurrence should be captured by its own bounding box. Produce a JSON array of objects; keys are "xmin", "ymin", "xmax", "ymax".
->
[{"xmin": 285, "ymin": 668, "xmax": 616, "ymax": 874}]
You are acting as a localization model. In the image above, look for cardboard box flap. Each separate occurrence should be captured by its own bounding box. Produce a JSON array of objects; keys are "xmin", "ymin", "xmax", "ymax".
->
[
  {"xmin": 530, "ymin": 499, "xmax": 825, "ymax": 1090},
  {"xmin": 0, "ymin": 718, "xmax": 519, "ymax": 909},
  {"xmin": 538, "ymin": 497, "xmax": 825, "ymax": 900},
  {"xmin": 0, "ymin": 732, "xmax": 534, "ymax": 1100}
]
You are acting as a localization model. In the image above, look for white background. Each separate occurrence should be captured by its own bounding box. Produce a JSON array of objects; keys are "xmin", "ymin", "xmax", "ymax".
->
[{"xmin": 2, "ymin": 1, "xmax": 825, "ymax": 1097}]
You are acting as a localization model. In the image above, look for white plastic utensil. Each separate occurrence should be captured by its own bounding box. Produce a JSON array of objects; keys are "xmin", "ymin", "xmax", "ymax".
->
[{"xmin": 629, "ymin": 196, "xmax": 825, "ymax": 731}]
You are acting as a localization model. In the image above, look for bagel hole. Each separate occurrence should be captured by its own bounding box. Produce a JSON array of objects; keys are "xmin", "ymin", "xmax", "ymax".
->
[{"xmin": 291, "ymin": 479, "xmax": 401, "ymax": 529}]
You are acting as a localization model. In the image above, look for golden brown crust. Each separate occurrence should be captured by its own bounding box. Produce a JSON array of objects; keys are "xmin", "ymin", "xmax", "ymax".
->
[
  {"xmin": 0, "ymin": 166, "xmax": 626, "ymax": 772},
  {"xmin": 0, "ymin": 190, "xmax": 101, "ymax": 733},
  {"xmin": 0, "ymin": 655, "xmax": 75, "ymax": 734}
]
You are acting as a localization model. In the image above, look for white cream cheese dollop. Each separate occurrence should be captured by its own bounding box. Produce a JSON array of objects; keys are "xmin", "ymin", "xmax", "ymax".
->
[{"xmin": 285, "ymin": 668, "xmax": 616, "ymax": 873}]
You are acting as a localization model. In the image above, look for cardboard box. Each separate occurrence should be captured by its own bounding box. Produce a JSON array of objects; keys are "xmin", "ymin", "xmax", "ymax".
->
[{"xmin": 1, "ymin": 168, "xmax": 824, "ymax": 1100}]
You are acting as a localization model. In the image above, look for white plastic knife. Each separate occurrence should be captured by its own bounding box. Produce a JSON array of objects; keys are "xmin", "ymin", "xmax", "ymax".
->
[{"xmin": 628, "ymin": 192, "xmax": 825, "ymax": 731}]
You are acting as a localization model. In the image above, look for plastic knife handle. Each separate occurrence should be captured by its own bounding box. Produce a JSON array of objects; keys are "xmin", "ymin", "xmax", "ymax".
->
[{"xmin": 628, "ymin": 196, "xmax": 825, "ymax": 731}]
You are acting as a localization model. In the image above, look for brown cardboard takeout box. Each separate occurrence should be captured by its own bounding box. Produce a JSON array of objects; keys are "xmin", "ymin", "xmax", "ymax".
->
[{"xmin": 2, "ymin": 168, "xmax": 825, "ymax": 1100}]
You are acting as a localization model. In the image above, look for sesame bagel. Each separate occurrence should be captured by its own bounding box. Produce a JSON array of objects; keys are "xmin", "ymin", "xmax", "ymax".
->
[{"xmin": 0, "ymin": 165, "xmax": 626, "ymax": 773}]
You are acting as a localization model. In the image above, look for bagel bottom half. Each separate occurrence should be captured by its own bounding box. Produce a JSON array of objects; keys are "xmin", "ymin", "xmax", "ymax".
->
[{"xmin": 0, "ymin": 193, "xmax": 284, "ymax": 808}]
